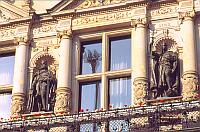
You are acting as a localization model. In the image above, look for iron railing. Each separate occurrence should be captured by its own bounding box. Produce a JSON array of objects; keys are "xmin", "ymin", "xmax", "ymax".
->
[{"xmin": 0, "ymin": 100, "xmax": 200, "ymax": 132}]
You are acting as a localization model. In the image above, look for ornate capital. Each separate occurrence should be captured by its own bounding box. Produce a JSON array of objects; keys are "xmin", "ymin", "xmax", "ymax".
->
[
  {"xmin": 57, "ymin": 29, "xmax": 72, "ymax": 39},
  {"xmin": 131, "ymin": 18, "xmax": 147, "ymax": 28},
  {"xmin": 54, "ymin": 87, "xmax": 72, "ymax": 115},
  {"xmin": 11, "ymin": 93, "xmax": 26, "ymax": 117},
  {"xmin": 179, "ymin": 11, "xmax": 195, "ymax": 22},
  {"xmin": 133, "ymin": 77, "xmax": 149, "ymax": 106},
  {"xmin": 14, "ymin": 36, "xmax": 28, "ymax": 45},
  {"xmin": 182, "ymin": 71, "xmax": 199, "ymax": 101}
]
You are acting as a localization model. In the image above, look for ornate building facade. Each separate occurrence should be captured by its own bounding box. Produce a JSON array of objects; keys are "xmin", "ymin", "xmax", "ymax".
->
[{"xmin": 0, "ymin": 0, "xmax": 200, "ymax": 131}]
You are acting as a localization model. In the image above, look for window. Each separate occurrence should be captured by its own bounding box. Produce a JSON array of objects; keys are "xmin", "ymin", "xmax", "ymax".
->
[
  {"xmin": 109, "ymin": 77, "xmax": 131, "ymax": 109},
  {"xmin": 79, "ymin": 81, "xmax": 101, "ymax": 112},
  {"xmin": 80, "ymin": 40, "xmax": 102, "ymax": 74},
  {"xmin": 0, "ymin": 53, "xmax": 15, "ymax": 85},
  {"xmin": 0, "ymin": 92, "xmax": 12, "ymax": 119},
  {"xmin": 109, "ymin": 35, "xmax": 131, "ymax": 71},
  {"xmin": 78, "ymin": 32, "xmax": 132, "ymax": 113}
]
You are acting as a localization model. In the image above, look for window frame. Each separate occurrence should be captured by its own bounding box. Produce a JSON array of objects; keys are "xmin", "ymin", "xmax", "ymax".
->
[{"xmin": 75, "ymin": 29, "xmax": 132, "ymax": 113}]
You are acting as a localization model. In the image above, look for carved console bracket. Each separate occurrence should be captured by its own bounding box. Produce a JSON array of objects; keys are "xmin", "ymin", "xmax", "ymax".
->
[
  {"xmin": 54, "ymin": 87, "xmax": 72, "ymax": 115},
  {"xmin": 11, "ymin": 93, "xmax": 26, "ymax": 117},
  {"xmin": 133, "ymin": 77, "xmax": 149, "ymax": 106},
  {"xmin": 182, "ymin": 71, "xmax": 199, "ymax": 101}
]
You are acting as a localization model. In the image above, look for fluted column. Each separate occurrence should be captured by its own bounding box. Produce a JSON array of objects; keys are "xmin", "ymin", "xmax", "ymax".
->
[
  {"xmin": 11, "ymin": 37, "xmax": 29, "ymax": 117},
  {"xmin": 54, "ymin": 30, "xmax": 72, "ymax": 114},
  {"xmin": 180, "ymin": 11, "xmax": 199, "ymax": 101},
  {"xmin": 131, "ymin": 18, "xmax": 149, "ymax": 106}
]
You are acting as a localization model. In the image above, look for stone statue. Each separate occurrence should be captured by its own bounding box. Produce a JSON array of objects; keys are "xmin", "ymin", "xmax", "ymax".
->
[
  {"xmin": 27, "ymin": 60, "xmax": 57, "ymax": 112},
  {"xmin": 150, "ymin": 42, "xmax": 180, "ymax": 98}
]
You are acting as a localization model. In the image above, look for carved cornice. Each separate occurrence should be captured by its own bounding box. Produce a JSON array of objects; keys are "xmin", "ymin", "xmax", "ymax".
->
[
  {"xmin": 179, "ymin": 11, "xmax": 195, "ymax": 21},
  {"xmin": 131, "ymin": 18, "xmax": 147, "ymax": 28},
  {"xmin": 57, "ymin": 29, "xmax": 72, "ymax": 39}
]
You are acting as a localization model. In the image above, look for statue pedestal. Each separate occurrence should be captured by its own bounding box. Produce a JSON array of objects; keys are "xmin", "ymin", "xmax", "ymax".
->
[{"xmin": 146, "ymin": 96, "xmax": 183, "ymax": 105}]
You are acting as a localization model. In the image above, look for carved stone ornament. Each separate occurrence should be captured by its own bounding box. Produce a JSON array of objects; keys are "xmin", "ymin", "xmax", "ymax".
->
[
  {"xmin": 11, "ymin": 93, "xmax": 25, "ymax": 116},
  {"xmin": 133, "ymin": 77, "xmax": 148, "ymax": 106},
  {"xmin": 182, "ymin": 72, "xmax": 199, "ymax": 101},
  {"xmin": 179, "ymin": 11, "xmax": 195, "ymax": 21},
  {"xmin": 54, "ymin": 87, "xmax": 72, "ymax": 114},
  {"xmin": 57, "ymin": 29, "xmax": 72, "ymax": 40},
  {"xmin": 76, "ymin": 0, "xmax": 127, "ymax": 9},
  {"xmin": 131, "ymin": 18, "xmax": 147, "ymax": 28},
  {"xmin": 14, "ymin": 36, "xmax": 28, "ymax": 45}
]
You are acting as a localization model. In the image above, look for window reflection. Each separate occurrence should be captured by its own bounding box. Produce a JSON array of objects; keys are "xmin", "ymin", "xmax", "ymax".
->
[
  {"xmin": 0, "ymin": 53, "xmax": 15, "ymax": 85},
  {"xmin": 80, "ymin": 40, "xmax": 102, "ymax": 74},
  {"xmin": 109, "ymin": 77, "xmax": 131, "ymax": 109},
  {"xmin": 80, "ymin": 81, "xmax": 101, "ymax": 112},
  {"xmin": 109, "ymin": 35, "xmax": 131, "ymax": 71},
  {"xmin": 0, "ymin": 93, "xmax": 12, "ymax": 119}
]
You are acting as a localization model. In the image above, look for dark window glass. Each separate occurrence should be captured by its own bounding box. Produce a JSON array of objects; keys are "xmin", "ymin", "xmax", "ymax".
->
[
  {"xmin": 109, "ymin": 77, "xmax": 131, "ymax": 109},
  {"xmin": 80, "ymin": 81, "xmax": 101, "ymax": 112},
  {"xmin": 0, "ymin": 93, "xmax": 12, "ymax": 118},
  {"xmin": 0, "ymin": 53, "xmax": 15, "ymax": 85},
  {"xmin": 109, "ymin": 35, "xmax": 131, "ymax": 71},
  {"xmin": 80, "ymin": 40, "xmax": 102, "ymax": 74}
]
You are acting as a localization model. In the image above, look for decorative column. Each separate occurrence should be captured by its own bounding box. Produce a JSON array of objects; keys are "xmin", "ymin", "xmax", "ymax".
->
[
  {"xmin": 11, "ymin": 37, "xmax": 29, "ymax": 117},
  {"xmin": 131, "ymin": 18, "xmax": 149, "ymax": 106},
  {"xmin": 54, "ymin": 30, "xmax": 72, "ymax": 114},
  {"xmin": 180, "ymin": 11, "xmax": 199, "ymax": 101}
]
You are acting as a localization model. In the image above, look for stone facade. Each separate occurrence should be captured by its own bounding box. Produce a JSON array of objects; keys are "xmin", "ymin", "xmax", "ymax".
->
[{"xmin": 0, "ymin": 0, "xmax": 200, "ymax": 117}]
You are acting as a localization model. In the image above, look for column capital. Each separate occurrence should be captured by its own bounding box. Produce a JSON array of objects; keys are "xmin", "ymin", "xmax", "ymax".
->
[
  {"xmin": 179, "ymin": 11, "xmax": 195, "ymax": 22},
  {"xmin": 131, "ymin": 18, "xmax": 147, "ymax": 28},
  {"xmin": 57, "ymin": 29, "xmax": 72, "ymax": 39},
  {"xmin": 14, "ymin": 36, "xmax": 28, "ymax": 45}
]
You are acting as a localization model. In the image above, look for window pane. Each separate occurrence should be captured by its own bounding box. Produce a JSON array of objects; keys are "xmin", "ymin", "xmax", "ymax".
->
[
  {"xmin": 109, "ymin": 36, "xmax": 131, "ymax": 71},
  {"xmin": 0, "ymin": 54, "xmax": 15, "ymax": 85},
  {"xmin": 80, "ymin": 40, "xmax": 102, "ymax": 74},
  {"xmin": 0, "ymin": 93, "xmax": 12, "ymax": 119},
  {"xmin": 109, "ymin": 77, "xmax": 131, "ymax": 109},
  {"xmin": 80, "ymin": 81, "xmax": 101, "ymax": 112}
]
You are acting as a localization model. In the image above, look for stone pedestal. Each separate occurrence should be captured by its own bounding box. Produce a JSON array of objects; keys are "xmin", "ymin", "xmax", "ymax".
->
[
  {"xmin": 131, "ymin": 18, "xmax": 149, "ymax": 106},
  {"xmin": 54, "ymin": 30, "xmax": 72, "ymax": 114}
]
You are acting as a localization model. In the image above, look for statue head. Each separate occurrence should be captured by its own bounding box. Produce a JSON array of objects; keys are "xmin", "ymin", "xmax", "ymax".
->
[
  {"xmin": 40, "ymin": 60, "xmax": 48, "ymax": 70},
  {"xmin": 162, "ymin": 42, "xmax": 168, "ymax": 53}
]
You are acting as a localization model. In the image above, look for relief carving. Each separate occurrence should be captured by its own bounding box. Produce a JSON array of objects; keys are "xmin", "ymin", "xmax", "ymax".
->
[
  {"xmin": 76, "ymin": 0, "xmax": 128, "ymax": 9},
  {"xmin": 151, "ymin": 6, "xmax": 178, "ymax": 16},
  {"xmin": 73, "ymin": 9, "xmax": 134, "ymax": 26},
  {"xmin": 11, "ymin": 94, "xmax": 25, "ymax": 116},
  {"xmin": 33, "ymin": 25, "xmax": 57, "ymax": 35},
  {"xmin": 182, "ymin": 72, "xmax": 199, "ymax": 101},
  {"xmin": 54, "ymin": 88, "xmax": 72, "ymax": 114},
  {"xmin": 134, "ymin": 78, "xmax": 148, "ymax": 106}
]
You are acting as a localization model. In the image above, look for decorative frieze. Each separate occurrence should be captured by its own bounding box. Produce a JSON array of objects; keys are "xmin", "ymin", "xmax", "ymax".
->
[
  {"xmin": 182, "ymin": 72, "xmax": 199, "ymax": 101},
  {"xmin": 73, "ymin": 9, "xmax": 135, "ymax": 26},
  {"xmin": 54, "ymin": 87, "xmax": 72, "ymax": 114},
  {"xmin": 151, "ymin": 6, "xmax": 179, "ymax": 16},
  {"xmin": 11, "ymin": 93, "xmax": 25, "ymax": 117}
]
